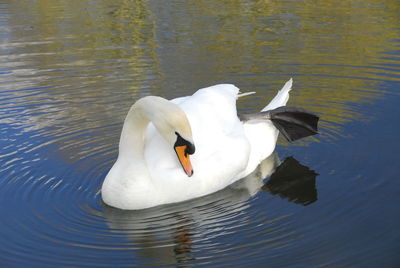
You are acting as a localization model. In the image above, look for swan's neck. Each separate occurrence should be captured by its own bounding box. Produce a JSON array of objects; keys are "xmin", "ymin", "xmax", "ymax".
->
[
  {"xmin": 106, "ymin": 96, "xmax": 191, "ymax": 189},
  {"xmin": 118, "ymin": 105, "xmax": 149, "ymax": 162}
]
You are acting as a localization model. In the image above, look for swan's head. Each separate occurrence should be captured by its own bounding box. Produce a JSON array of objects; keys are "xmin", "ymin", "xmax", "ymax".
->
[{"xmin": 137, "ymin": 96, "xmax": 196, "ymax": 177}]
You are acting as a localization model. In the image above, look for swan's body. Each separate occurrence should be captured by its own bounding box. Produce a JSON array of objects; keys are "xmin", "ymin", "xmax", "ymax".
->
[{"xmin": 102, "ymin": 79, "xmax": 312, "ymax": 210}]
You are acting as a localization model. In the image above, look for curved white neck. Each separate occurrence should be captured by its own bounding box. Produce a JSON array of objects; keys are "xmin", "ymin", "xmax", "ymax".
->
[
  {"xmin": 118, "ymin": 104, "xmax": 149, "ymax": 161},
  {"xmin": 102, "ymin": 96, "xmax": 196, "ymax": 209},
  {"xmin": 109, "ymin": 96, "xmax": 193, "ymax": 189}
]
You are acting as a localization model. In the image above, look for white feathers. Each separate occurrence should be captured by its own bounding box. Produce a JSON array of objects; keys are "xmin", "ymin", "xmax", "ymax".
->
[
  {"xmin": 262, "ymin": 78, "xmax": 292, "ymax": 111},
  {"xmin": 237, "ymin": 91, "xmax": 256, "ymax": 98},
  {"xmin": 102, "ymin": 79, "xmax": 293, "ymax": 210}
]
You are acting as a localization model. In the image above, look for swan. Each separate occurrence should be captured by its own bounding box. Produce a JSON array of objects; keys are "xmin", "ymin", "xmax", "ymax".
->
[{"xmin": 101, "ymin": 78, "xmax": 319, "ymax": 210}]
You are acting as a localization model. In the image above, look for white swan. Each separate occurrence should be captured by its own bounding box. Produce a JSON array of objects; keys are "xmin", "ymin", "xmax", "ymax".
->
[{"xmin": 101, "ymin": 78, "xmax": 318, "ymax": 210}]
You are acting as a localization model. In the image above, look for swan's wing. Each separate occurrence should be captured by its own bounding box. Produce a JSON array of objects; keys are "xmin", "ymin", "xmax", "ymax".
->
[
  {"xmin": 144, "ymin": 84, "xmax": 251, "ymax": 199},
  {"xmin": 143, "ymin": 80, "xmax": 293, "ymax": 201},
  {"xmin": 177, "ymin": 84, "xmax": 250, "ymax": 181}
]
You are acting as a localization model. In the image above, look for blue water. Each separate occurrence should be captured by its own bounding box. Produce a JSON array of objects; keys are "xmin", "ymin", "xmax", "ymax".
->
[{"xmin": 0, "ymin": 0, "xmax": 399, "ymax": 267}]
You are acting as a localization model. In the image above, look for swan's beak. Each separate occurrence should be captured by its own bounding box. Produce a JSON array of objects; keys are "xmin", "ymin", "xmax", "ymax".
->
[{"xmin": 174, "ymin": 145, "xmax": 193, "ymax": 177}]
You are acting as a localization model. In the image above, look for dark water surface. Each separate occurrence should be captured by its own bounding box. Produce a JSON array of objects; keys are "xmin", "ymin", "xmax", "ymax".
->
[{"xmin": 1, "ymin": 0, "xmax": 399, "ymax": 267}]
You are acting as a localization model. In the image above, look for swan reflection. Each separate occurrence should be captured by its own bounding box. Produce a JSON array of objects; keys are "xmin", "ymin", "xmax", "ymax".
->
[
  {"xmin": 102, "ymin": 152, "xmax": 318, "ymax": 266},
  {"xmin": 262, "ymin": 156, "xmax": 318, "ymax": 205}
]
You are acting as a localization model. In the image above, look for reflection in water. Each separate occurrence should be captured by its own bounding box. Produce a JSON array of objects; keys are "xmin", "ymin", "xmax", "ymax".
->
[
  {"xmin": 102, "ymin": 152, "xmax": 319, "ymax": 266},
  {"xmin": 173, "ymin": 221, "xmax": 194, "ymax": 265},
  {"xmin": 263, "ymin": 157, "xmax": 318, "ymax": 206},
  {"xmin": 1, "ymin": 0, "xmax": 398, "ymax": 145},
  {"xmin": 0, "ymin": 0, "xmax": 399, "ymax": 266}
]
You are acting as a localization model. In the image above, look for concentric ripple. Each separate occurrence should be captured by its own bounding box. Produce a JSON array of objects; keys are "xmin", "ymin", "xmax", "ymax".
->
[{"xmin": 0, "ymin": 0, "xmax": 399, "ymax": 267}]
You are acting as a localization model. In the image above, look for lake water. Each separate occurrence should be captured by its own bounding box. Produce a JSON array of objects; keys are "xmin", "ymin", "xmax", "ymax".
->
[{"xmin": 0, "ymin": 0, "xmax": 399, "ymax": 267}]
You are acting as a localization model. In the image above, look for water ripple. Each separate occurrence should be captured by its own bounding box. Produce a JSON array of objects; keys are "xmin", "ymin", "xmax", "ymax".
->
[{"xmin": 0, "ymin": 0, "xmax": 399, "ymax": 267}]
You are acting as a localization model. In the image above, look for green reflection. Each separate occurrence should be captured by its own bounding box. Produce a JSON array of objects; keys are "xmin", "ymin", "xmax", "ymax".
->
[{"xmin": 2, "ymin": 0, "xmax": 399, "ymax": 142}]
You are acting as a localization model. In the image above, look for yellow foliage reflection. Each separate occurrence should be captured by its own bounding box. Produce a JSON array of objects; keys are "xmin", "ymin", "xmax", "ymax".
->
[{"xmin": 2, "ymin": 0, "xmax": 399, "ymax": 142}]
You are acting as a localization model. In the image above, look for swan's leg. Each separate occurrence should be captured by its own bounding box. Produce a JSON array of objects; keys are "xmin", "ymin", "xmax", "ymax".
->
[{"xmin": 239, "ymin": 106, "xmax": 319, "ymax": 142}]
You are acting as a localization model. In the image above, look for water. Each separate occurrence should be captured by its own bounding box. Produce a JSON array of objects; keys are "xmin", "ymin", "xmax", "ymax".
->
[{"xmin": 0, "ymin": 0, "xmax": 399, "ymax": 267}]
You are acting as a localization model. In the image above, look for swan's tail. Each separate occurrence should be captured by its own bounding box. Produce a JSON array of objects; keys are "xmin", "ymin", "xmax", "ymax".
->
[{"xmin": 262, "ymin": 78, "xmax": 293, "ymax": 111}]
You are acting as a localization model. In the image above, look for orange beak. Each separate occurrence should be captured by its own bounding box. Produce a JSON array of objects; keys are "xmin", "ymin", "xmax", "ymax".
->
[{"xmin": 174, "ymin": 145, "xmax": 193, "ymax": 177}]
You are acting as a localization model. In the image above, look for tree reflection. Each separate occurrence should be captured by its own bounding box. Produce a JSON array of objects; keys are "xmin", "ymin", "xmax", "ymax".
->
[{"xmin": 2, "ymin": 0, "xmax": 398, "ymax": 146}]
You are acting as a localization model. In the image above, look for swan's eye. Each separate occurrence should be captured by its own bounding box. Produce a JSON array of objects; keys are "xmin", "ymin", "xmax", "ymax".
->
[{"xmin": 174, "ymin": 132, "xmax": 195, "ymax": 155}]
